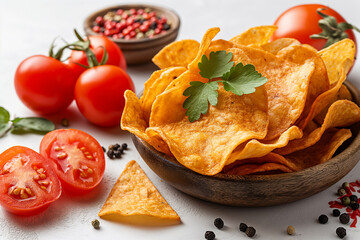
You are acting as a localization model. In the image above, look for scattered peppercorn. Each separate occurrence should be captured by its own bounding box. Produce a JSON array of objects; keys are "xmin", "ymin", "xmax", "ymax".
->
[
  {"xmin": 102, "ymin": 146, "xmax": 106, "ymax": 152},
  {"xmin": 333, "ymin": 209, "xmax": 341, "ymax": 217},
  {"xmin": 106, "ymin": 143, "xmax": 129, "ymax": 159},
  {"xmin": 318, "ymin": 214, "xmax": 328, "ymax": 224},
  {"xmin": 339, "ymin": 213, "xmax": 350, "ymax": 224},
  {"xmin": 239, "ymin": 222, "xmax": 248, "ymax": 232},
  {"xmin": 287, "ymin": 225, "xmax": 295, "ymax": 235},
  {"xmin": 342, "ymin": 182, "xmax": 350, "ymax": 188},
  {"xmin": 122, "ymin": 143, "xmax": 128, "ymax": 150},
  {"xmin": 205, "ymin": 231, "xmax": 215, "ymax": 240},
  {"xmin": 336, "ymin": 227, "xmax": 346, "ymax": 239},
  {"xmin": 350, "ymin": 201, "xmax": 359, "ymax": 210},
  {"xmin": 338, "ymin": 188, "xmax": 347, "ymax": 196},
  {"xmin": 245, "ymin": 226, "xmax": 256, "ymax": 238},
  {"xmin": 107, "ymin": 149, "xmax": 115, "ymax": 159},
  {"xmin": 91, "ymin": 219, "xmax": 100, "ymax": 229},
  {"xmin": 214, "ymin": 217, "xmax": 224, "ymax": 229},
  {"xmin": 350, "ymin": 195, "xmax": 358, "ymax": 202},
  {"xmin": 61, "ymin": 118, "xmax": 69, "ymax": 127},
  {"xmin": 342, "ymin": 196, "xmax": 351, "ymax": 206}
]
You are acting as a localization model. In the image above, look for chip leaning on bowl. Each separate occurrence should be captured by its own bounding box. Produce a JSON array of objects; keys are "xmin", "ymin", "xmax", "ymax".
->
[{"xmin": 121, "ymin": 25, "xmax": 360, "ymax": 176}]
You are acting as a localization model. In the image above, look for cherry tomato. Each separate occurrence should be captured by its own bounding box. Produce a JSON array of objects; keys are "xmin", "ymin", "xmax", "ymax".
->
[
  {"xmin": 39, "ymin": 129, "xmax": 105, "ymax": 193},
  {"xmin": 0, "ymin": 146, "xmax": 62, "ymax": 215},
  {"xmin": 74, "ymin": 65, "xmax": 135, "ymax": 127},
  {"xmin": 272, "ymin": 4, "xmax": 357, "ymax": 51},
  {"xmin": 68, "ymin": 35, "xmax": 127, "ymax": 77},
  {"xmin": 14, "ymin": 55, "xmax": 78, "ymax": 115}
]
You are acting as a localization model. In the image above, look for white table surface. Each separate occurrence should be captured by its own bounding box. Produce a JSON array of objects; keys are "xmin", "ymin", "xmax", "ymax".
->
[{"xmin": 1, "ymin": 0, "xmax": 360, "ymax": 239}]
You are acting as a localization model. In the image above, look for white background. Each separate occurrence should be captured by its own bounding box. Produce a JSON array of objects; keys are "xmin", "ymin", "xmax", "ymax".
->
[{"xmin": 1, "ymin": 0, "xmax": 360, "ymax": 239}]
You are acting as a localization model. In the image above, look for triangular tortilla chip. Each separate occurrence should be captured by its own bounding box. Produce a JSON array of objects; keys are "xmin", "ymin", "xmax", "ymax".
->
[{"xmin": 99, "ymin": 160, "xmax": 180, "ymax": 225}]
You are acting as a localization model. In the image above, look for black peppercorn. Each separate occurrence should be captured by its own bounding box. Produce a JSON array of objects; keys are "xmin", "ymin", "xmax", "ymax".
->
[
  {"xmin": 150, "ymin": 21, "xmax": 157, "ymax": 29},
  {"xmin": 318, "ymin": 214, "xmax": 328, "ymax": 224},
  {"xmin": 339, "ymin": 213, "xmax": 350, "ymax": 224},
  {"xmin": 102, "ymin": 146, "xmax": 106, "ymax": 153},
  {"xmin": 163, "ymin": 23, "xmax": 170, "ymax": 30},
  {"xmin": 122, "ymin": 143, "xmax": 128, "ymax": 150},
  {"xmin": 239, "ymin": 222, "xmax": 248, "ymax": 232},
  {"xmin": 336, "ymin": 227, "xmax": 346, "ymax": 239},
  {"xmin": 113, "ymin": 143, "xmax": 120, "ymax": 150},
  {"xmin": 350, "ymin": 201, "xmax": 359, "ymax": 210},
  {"xmin": 107, "ymin": 149, "xmax": 115, "ymax": 159},
  {"xmin": 113, "ymin": 150, "xmax": 122, "ymax": 158},
  {"xmin": 245, "ymin": 226, "xmax": 256, "ymax": 238},
  {"xmin": 205, "ymin": 231, "xmax": 215, "ymax": 240},
  {"xmin": 333, "ymin": 209, "xmax": 341, "ymax": 217},
  {"xmin": 214, "ymin": 217, "xmax": 224, "ymax": 229},
  {"xmin": 349, "ymin": 195, "xmax": 358, "ymax": 202}
]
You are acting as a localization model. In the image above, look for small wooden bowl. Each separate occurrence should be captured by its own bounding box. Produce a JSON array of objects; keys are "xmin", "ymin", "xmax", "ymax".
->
[
  {"xmin": 84, "ymin": 4, "xmax": 180, "ymax": 65},
  {"xmin": 132, "ymin": 81, "xmax": 360, "ymax": 207}
]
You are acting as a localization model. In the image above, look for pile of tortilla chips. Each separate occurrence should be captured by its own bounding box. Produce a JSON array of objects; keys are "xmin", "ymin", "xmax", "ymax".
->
[{"xmin": 121, "ymin": 26, "xmax": 360, "ymax": 176}]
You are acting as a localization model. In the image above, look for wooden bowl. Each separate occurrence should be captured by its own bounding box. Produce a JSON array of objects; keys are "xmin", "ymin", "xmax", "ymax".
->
[
  {"xmin": 132, "ymin": 81, "xmax": 360, "ymax": 207},
  {"xmin": 84, "ymin": 4, "xmax": 180, "ymax": 65}
]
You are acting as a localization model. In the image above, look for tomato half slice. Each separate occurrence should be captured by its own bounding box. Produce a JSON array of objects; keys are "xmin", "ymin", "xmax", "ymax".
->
[
  {"xmin": 0, "ymin": 146, "xmax": 62, "ymax": 215},
  {"xmin": 39, "ymin": 129, "xmax": 105, "ymax": 193}
]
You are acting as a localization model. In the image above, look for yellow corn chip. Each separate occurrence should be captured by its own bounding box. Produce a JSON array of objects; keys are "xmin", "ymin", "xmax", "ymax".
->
[
  {"xmin": 229, "ymin": 25, "xmax": 277, "ymax": 46},
  {"xmin": 121, "ymin": 90, "xmax": 171, "ymax": 155},
  {"xmin": 285, "ymin": 128, "xmax": 352, "ymax": 169},
  {"xmin": 152, "ymin": 39, "xmax": 200, "ymax": 69},
  {"xmin": 229, "ymin": 45, "xmax": 316, "ymax": 140},
  {"xmin": 227, "ymin": 126, "xmax": 302, "ymax": 164},
  {"xmin": 261, "ymin": 38, "xmax": 300, "ymax": 54},
  {"xmin": 276, "ymin": 100, "xmax": 360, "ymax": 155},
  {"xmin": 188, "ymin": 27, "xmax": 220, "ymax": 72},
  {"xmin": 319, "ymin": 39, "xmax": 356, "ymax": 85},
  {"xmin": 99, "ymin": 160, "xmax": 180, "ymax": 225},
  {"xmin": 141, "ymin": 67, "xmax": 187, "ymax": 122}
]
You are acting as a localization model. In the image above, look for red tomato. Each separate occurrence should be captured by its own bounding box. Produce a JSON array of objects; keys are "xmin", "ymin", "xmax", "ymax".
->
[
  {"xmin": 68, "ymin": 35, "xmax": 127, "ymax": 77},
  {"xmin": 14, "ymin": 55, "xmax": 78, "ymax": 115},
  {"xmin": 39, "ymin": 129, "xmax": 105, "ymax": 193},
  {"xmin": 272, "ymin": 4, "xmax": 357, "ymax": 51},
  {"xmin": 74, "ymin": 65, "xmax": 135, "ymax": 127},
  {"xmin": 0, "ymin": 146, "xmax": 62, "ymax": 215}
]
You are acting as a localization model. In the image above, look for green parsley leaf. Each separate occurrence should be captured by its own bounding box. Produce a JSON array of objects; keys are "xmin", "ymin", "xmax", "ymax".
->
[
  {"xmin": 183, "ymin": 51, "xmax": 267, "ymax": 122},
  {"xmin": 0, "ymin": 107, "xmax": 10, "ymax": 124},
  {"xmin": 183, "ymin": 81, "xmax": 219, "ymax": 122},
  {"xmin": 221, "ymin": 63, "xmax": 267, "ymax": 96},
  {"xmin": 198, "ymin": 51, "xmax": 233, "ymax": 80}
]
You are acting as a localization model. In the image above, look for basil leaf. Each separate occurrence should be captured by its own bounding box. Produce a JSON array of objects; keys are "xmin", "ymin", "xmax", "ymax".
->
[
  {"xmin": 11, "ymin": 117, "xmax": 55, "ymax": 134},
  {"xmin": 0, "ymin": 123, "xmax": 12, "ymax": 138},
  {"xmin": 0, "ymin": 107, "xmax": 10, "ymax": 124}
]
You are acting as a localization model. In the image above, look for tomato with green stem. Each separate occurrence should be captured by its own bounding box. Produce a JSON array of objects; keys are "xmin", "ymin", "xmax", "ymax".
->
[
  {"xmin": 73, "ymin": 46, "xmax": 135, "ymax": 127},
  {"xmin": 68, "ymin": 33, "xmax": 127, "ymax": 78},
  {"xmin": 40, "ymin": 129, "xmax": 105, "ymax": 193},
  {"xmin": 272, "ymin": 4, "xmax": 359, "ymax": 51},
  {"xmin": 0, "ymin": 146, "xmax": 62, "ymax": 215}
]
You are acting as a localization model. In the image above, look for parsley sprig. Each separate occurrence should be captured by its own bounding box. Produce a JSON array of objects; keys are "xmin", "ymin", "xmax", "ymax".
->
[{"xmin": 183, "ymin": 51, "xmax": 267, "ymax": 122}]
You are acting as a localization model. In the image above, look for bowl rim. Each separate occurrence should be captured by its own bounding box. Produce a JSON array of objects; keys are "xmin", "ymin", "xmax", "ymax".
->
[
  {"xmin": 133, "ymin": 80, "xmax": 360, "ymax": 182},
  {"xmin": 83, "ymin": 3, "xmax": 181, "ymax": 45}
]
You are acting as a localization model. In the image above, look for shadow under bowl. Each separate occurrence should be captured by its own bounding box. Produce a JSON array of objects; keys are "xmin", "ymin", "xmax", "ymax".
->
[
  {"xmin": 84, "ymin": 4, "xmax": 180, "ymax": 65},
  {"xmin": 132, "ymin": 81, "xmax": 360, "ymax": 207}
]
